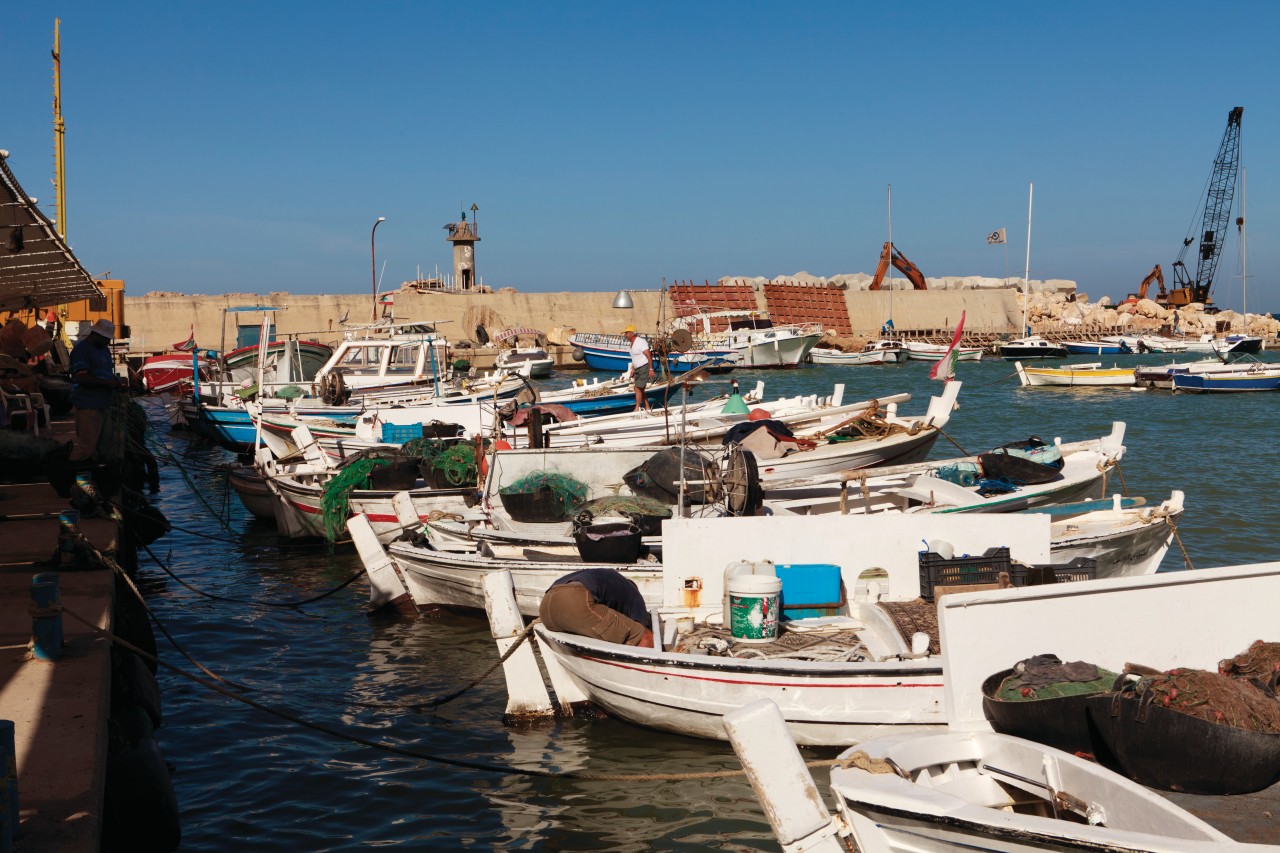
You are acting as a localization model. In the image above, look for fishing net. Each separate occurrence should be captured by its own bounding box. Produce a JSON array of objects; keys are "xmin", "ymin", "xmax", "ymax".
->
[
  {"xmin": 400, "ymin": 438, "xmax": 477, "ymax": 487},
  {"xmin": 321, "ymin": 457, "xmax": 391, "ymax": 542},
  {"xmin": 499, "ymin": 471, "xmax": 588, "ymax": 516},
  {"xmin": 1219, "ymin": 640, "xmax": 1280, "ymax": 683},
  {"xmin": 0, "ymin": 429, "xmax": 63, "ymax": 461},
  {"xmin": 1130, "ymin": 668, "xmax": 1280, "ymax": 732},
  {"xmin": 996, "ymin": 668, "xmax": 1119, "ymax": 701},
  {"xmin": 577, "ymin": 495, "xmax": 673, "ymax": 535},
  {"xmin": 275, "ymin": 384, "xmax": 306, "ymax": 401}
]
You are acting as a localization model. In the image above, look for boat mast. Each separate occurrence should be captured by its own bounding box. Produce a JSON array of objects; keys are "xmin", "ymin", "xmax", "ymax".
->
[
  {"xmin": 1023, "ymin": 182, "xmax": 1033, "ymax": 338},
  {"xmin": 886, "ymin": 184, "xmax": 894, "ymax": 334}
]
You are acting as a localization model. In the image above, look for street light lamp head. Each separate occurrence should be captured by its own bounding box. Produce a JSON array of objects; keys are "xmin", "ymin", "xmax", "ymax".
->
[
  {"xmin": 376, "ymin": 217, "xmax": 386, "ymax": 223},
  {"xmin": 612, "ymin": 290, "xmax": 634, "ymax": 309}
]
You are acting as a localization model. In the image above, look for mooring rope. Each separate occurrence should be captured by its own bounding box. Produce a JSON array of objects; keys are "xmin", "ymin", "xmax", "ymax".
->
[{"xmin": 61, "ymin": 604, "xmax": 793, "ymax": 782}]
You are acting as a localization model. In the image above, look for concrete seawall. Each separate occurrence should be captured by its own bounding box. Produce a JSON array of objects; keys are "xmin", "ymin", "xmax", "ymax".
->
[{"xmin": 124, "ymin": 288, "xmax": 1022, "ymax": 356}]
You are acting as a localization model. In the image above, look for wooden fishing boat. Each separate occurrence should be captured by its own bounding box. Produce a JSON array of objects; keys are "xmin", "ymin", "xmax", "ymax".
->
[
  {"xmin": 1015, "ymin": 361, "xmax": 1136, "ymax": 387},
  {"xmin": 808, "ymin": 346, "xmax": 897, "ymax": 366},
  {"xmin": 1172, "ymin": 363, "xmax": 1280, "ymax": 393},
  {"xmin": 901, "ymin": 340, "xmax": 984, "ymax": 362}
]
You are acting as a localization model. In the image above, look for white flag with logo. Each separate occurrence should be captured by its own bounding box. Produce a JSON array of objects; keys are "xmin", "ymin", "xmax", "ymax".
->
[{"xmin": 986, "ymin": 228, "xmax": 1007, "ymax": 245}]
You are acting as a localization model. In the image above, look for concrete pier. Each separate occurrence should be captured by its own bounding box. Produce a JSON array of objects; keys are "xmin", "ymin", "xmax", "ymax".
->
[{"xmin": 0, "ymin": 421, "xmax": 117, "ymax": 852}]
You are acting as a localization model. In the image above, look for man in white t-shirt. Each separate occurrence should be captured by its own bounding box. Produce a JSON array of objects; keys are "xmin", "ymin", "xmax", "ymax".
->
[{"xmin": 623, "ymin": 325, "xmax": 653, "ymax": 413}]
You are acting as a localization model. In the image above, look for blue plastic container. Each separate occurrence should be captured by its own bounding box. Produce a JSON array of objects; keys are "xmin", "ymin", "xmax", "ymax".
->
[
  {"xmin": 775, "ymin": 563, "xmax": 842, "ymax": 620},
  {"xmin": 380, "ymin": 423, "xmax": 424, "ymax": 444}
]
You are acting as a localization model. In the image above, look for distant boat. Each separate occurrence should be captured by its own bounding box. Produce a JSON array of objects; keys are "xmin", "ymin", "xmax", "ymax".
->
[
  {"xmin": 567, "ymin": 332, "xmax": 738, "ymax": 374},
  {"xmin": 998, "ymin": 336, "xmax": 1068, "ymax": 360},
  {"xmin": 901, "ymin": 340, "xmax": 983, "ymax": 362},
  {"xmin": 1171, "ymin": 363, "xmax": 1280, "ymax": 393},
  {"xmin": 1061, "ymin": 339, "xmax": 1131, "ymax": 355},
  {"xmin": 808, "ymin": 346, "xmax": 897, "ymax": 366}
]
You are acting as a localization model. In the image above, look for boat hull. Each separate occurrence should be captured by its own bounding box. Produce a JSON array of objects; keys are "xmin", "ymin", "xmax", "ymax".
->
[
  {"xmin": 536, "ymin": 627, "xmax": 946, "ymax": 746},
  {"xmin": 1016, "ymin": 362, "xmax": 1136, "ymax": 387}
]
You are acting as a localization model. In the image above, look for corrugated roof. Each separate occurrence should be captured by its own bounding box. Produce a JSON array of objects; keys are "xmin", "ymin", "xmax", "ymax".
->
[{"xmin": 0, "ymin": 151, "xmax": 102, "ymax": 313}]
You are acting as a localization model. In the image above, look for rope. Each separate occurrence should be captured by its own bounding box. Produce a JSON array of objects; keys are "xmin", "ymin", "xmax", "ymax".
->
[
  {"xmin": 1113, "ymin": 462, "xmax": 1130, "ymax": 497},
  {"xmin": 77, "ymin": 535, "xmax": 247, "ymax": 690},
  {"xmin": 934, "ymin": 426, "xmax": 969, "ymax": 457},
  {"xmin": 1165, "ymin": 514, "xmax": 1195, "ymax": 571},
  {"xmin": 59, "ymin": 604, "xmax": 772, "ymax": 782},
  {"xmin": 138, "ymin": 539, "xmax": 365, "ymax": 609}
]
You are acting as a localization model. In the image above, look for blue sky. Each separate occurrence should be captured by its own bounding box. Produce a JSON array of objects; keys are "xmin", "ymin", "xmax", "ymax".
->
[{"xmin": 3, "ymin": 2, "xmax": 1277, "ymax": 309}]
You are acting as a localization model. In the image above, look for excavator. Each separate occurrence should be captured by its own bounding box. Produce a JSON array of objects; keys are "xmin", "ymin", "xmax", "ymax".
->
[
  {"xmin": 868, "ymin": 242, "xmax": 928, "ymax": 290},
  {"xmin": 1125, "ymin": 264, "xmax": 1165, "ymax": 303}
]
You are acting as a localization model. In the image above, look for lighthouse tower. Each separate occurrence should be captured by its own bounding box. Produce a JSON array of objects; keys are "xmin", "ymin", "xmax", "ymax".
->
[{"xmin": 444, "ymin": 205, "xmax": 480, "ymax": 291}]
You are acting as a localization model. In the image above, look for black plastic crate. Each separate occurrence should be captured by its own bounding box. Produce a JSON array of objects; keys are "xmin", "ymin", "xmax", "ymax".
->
[
  {"xmin": 1010, "ymin": 557, "xmax": 1098, "ymax": 587},
  {"xmin": 918, "ymin": 546, "xmax": 1012, "ymax": 601}
]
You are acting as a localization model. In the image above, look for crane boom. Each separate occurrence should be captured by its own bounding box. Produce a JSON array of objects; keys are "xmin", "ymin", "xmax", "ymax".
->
[{"xmin": 1170, "ymin": 106, "xmax": 1243, "ymax": 307}]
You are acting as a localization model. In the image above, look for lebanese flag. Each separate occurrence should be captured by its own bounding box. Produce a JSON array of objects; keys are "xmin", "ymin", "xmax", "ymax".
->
[{"xmin": 929, "ymin": 312, "xmax": 966, "ymax": 382}]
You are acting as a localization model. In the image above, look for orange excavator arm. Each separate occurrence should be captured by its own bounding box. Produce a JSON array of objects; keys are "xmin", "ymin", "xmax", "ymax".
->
[
  {"xmin": 1129, "ymin": 264, "xmax": 1165, "ymax": 302},
  {"xmin": 867, "ymin": 242, "xmax": 928, "ymax": 290}
]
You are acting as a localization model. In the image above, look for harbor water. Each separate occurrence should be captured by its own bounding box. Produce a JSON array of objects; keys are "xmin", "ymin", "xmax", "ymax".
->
[{"xmin": 142, "ymin": 354, "xmax": 1280, "ymax": 850}]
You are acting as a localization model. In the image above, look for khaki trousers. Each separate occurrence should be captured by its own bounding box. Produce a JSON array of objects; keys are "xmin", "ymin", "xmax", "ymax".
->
[
  {"xmin": 539, "ymin": 582, "xmax": 649, "ymax": 646},
  {"xmin": 71, "ymin": 408, "xmax": 108, "ymax": 461}
]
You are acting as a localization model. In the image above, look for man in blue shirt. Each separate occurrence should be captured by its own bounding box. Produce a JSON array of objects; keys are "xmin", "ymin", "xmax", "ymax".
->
[
  {"xmin": 539, "ymin": 568, "xmax": 654, "ymax": 647},
  {"xmin": 69, "ymin": 319, "xmax": 123, "ymax": 462}
]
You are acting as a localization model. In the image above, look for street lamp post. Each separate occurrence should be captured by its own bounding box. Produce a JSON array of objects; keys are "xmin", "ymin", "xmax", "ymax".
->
[{"xmin": 371, "ymin": 216, "xmax": 386, "ymax": 322}]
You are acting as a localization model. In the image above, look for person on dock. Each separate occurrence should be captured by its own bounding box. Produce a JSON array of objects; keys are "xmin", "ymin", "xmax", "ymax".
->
[
  {"xmin": 539, "ymin": 568, "xmax": 654, "ymax": 647},
  {"xmin": 69, "ymin": 319, "xmax": 125, "ymax": 462},
  {"xmin": 623, "ymin": 325, "xmax": 654, "ymax": 414}
]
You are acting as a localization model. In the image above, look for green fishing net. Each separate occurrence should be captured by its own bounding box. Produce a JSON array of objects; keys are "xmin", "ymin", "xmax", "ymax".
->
[
  {"xmin": 499, "ymin": 471, "xmax": 589, "ymax": 516},
  {"xmin": 276, "ymin": 384, "xmax": 307, "ymax": 401},
  {"xmin": 995, "ymin": 669, "xmax": 1119, "ymax": 701},
  {"xmin": 400, "ymin": 438, "xmax": 477, "ymax": 486},
  {"xmin": 579, "ymin": 495, "xmax": 673, "ymax": 519},
  {"xmin": 321, "ymin": 457, "xmax": 391, "ymax": 542}
]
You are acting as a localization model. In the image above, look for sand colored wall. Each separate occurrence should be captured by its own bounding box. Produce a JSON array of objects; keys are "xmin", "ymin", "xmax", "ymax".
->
[{"xmin": 123, "ymin": 287, "xmax": 1021, "ymax": 355}]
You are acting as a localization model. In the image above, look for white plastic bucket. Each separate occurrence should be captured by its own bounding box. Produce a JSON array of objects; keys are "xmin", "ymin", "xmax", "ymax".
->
[
  {"xmin": 728, "ymin": 575, "xmax": 781, "ymax": 643},
  {"xmin": 722, "ymin": 560, "xmax": 775, "ymax": 625}
]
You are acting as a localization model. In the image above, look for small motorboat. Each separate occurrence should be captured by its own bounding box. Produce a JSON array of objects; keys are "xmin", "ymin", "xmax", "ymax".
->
[{"xmin": 997, "ymin": 336, "xmax": 1068, "ymax": 360}]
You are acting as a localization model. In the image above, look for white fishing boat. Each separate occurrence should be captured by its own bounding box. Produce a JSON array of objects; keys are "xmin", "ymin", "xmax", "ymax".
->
[
  {"xmin": 1046, "ymin": 490, "xmax": 1184, "ymax": 578},
  {"xmin": 727, "ymin": 560, "xmax": 1280, "ymax": 853},
  {"xmin": 538, "ymin": 382, "xmax": 961, "ymax": 482},
  {"xmin": 726, "ymin": 703, "xmax": 1265, "ymax": 853},
  {"xmin": 902, "ymin": 340, "xmax": 984, "ymax": 362},
  {"xmin": 1015, "ymin": 361, "xmax": 1136, "ymax": 387},
  {"xmin": 476, "ymin": 514, "xmax": 1051, "ymax": 745},
  {"xmin": 669, "ymin": 311, "xmax": 821, "ymax": 368},
  {"xmin": 764, "ymin": 423, "xmax": 1127, "ymax": 517},
  {"xmin": 808, "ymin": 346, "xmax": 897, "ymax": 366},
  {"xmin": 492, "ymin": 327, "xmax": 554, "ymax": 378}
]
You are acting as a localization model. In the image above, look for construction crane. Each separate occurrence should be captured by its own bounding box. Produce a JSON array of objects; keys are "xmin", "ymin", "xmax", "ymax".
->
[
  {"xmin": 1125, "ymin": 264, "xmax": 1165, "ymax": 303},
  {"xmin": 1167, "ymin": 107, "xmax": 1243, "ymax": 310},
  {"xmin": 868, "ymin": 242, "xmax": 928, "ymax": 290}
]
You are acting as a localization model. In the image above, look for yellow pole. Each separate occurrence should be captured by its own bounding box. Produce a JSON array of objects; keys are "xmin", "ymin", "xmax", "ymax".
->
[{"xmin": 52, "ymin": 18, "xmax": 66, "ymax": 240}]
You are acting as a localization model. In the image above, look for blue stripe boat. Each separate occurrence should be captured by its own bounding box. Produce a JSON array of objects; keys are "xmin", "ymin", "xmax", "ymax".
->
[{"xmin": 569, "ymin": 333, "xmax": 738, "ymax": 374}]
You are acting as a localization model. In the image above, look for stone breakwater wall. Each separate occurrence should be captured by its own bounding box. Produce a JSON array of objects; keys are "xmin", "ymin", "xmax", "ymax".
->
[{"xmin": 123, "ymin": 285, "xmax": 1025, "ymax": 355}]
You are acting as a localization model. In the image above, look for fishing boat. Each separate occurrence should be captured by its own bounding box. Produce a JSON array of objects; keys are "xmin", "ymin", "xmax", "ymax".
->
[
  {"xmin": 567, "ymin": 331, "xmax": 738, "ymax": 374},
  {"xmin": 477, "ymin": 513, "xmax": 1050, "ymax": 745},
  {"xmin": 1042, "ymin": 491, "xmax": 1184, "ymax": 578},
  {"xmin": 492, "ymin": 328, "xmax": 554, "ymax": 378},
  {"xmin": 1171, "ymin": 363, "xmax": 1280, "ymax": 393},
  {"xmin": 765, "ymin": 423, "xmax": 1128, "ymax": 518},
  {"xmin": 1061, "ymin": 338, "xmax": 1132, "ymax": 355},
  {"xmin": 666, "ymin": 311, "xmax": 821, "ymax": 368},
  {"xmin": 808, "ymin": 346, "xmax": 898, "ymax": 366},
  {"xmin": 998, "ymin": 336, "xmax": 1068, "ymax": 360},
  {"xmin": 1015, "ymin": 361, "xmax": 1136, "ymax": 387},
  {"xmin": 726, "ymin": 707, "xmax": 1262, "ymax": 853},
  {"xmin": 728, "ymin": 559, "xmax": 1280, "ymax": 853},
  {"xmin": 901, "ymin": 340, "xmax": 984, "ymax": 362}
]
